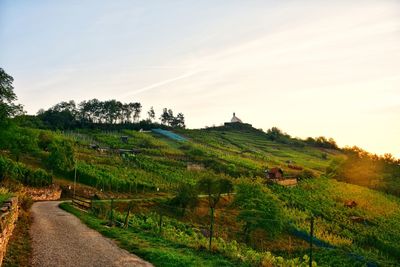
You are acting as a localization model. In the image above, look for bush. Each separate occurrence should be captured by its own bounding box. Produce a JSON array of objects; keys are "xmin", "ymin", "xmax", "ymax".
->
[
  {"xmin": 47, "ymin": 139, "xmax": 75, "ymax": 172},
  {"xmin": 234, "ymin": 183, "xmax": 285, "ymax": 242},
  {"xmin": 168, "ymin": 183, "xmax": 198, "ymax": 216},
  {"xmin": 298, "ymin": 169, "xmax": 316, "ymax": 180},
  {"xmin": 19, "ymin": 193, "xmax": 33, "ymax": 211},
  {"xmin": 32, "ymin": 168, "xmax": 52, "ymax": 186},
  {"xmin": 38, "ymin": 131, "xmax": 53, "ymax": 151},
  {"xmin": 0, "ymin": 156, "xmax": 52, "ymax": 187}
]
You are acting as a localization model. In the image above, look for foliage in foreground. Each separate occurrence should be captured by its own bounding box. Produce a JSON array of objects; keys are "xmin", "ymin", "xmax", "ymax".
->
[
  {"xmin": 272, "ymin": 178, "xmax": 400, "ymax": 266},
  {"xmin": 61, "ymin": 202, "xmax": 314, "ymax": 267}
]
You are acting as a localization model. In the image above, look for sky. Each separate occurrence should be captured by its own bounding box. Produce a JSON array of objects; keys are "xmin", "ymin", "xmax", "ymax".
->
[{"xmin": 1, "ymin": 0, "xmax": 400, "ymax": 158}]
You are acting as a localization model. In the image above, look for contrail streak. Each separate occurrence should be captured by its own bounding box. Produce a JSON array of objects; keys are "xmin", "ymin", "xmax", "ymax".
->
[{"xmin": 122, "ymin": 70, "xmax": 201, "ymax": 97}]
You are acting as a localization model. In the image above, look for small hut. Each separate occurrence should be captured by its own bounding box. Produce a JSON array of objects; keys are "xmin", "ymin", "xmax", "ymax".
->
[
  {"xmin": 265, "ymin": 167, "xmax": 297, "ymax": 187},
  {"xmin": 266, "ymin": 168, "xmax": 284, "ymax": 179}
]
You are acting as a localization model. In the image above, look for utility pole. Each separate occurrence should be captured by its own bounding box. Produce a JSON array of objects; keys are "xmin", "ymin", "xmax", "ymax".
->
[{"xmin": 309, "ymin": 215, "xmax": 314, "ymax": 267}]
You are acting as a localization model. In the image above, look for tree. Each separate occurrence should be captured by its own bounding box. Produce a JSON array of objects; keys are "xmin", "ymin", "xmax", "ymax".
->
[
  {"xmin": 170, "ymin": 112, "xmax": 185, "ymax": 128},
  {"xmin": 197, "ymin": 177, "xmax": 233, "ymax": 250},
  {"xmin": 102, "ymin": 100, "xmax": 121, "ymax": 124},
  {"xmin": 167, "ymin": 109, "xmax": 174, "ymax": 125},
  {"xmin": 132, "ymin": 102, "xmax": 142, "ymax": 122},
  {"xmin": 158, "ymin": 107, "xmax": 185, "ymax": 127},
  {"xmin": 52, "ymin": 100, "xmax": 77, "ymax": 117},
  {"xmin": 147, "ymin": 106, "xmax": 155, "ymax": 122},
  {"xmin": 176, "ymin": 112, "xmax": 185, "ymax": 128},
  {"xmin": 78, "ymin": 99, "xmax": 100, "ymax": 123},
  {"xmin": 122, "ymin": 103, "xmax": 133, "ymax": 123},
  {"xmin": 0, "ymin": 68, "xmax": 23, "ymax": 124},
  {"xmin": 38, "ymin": 108, "xmax": 76, "ymax": 129},
  {"xmin": 234, "ymin": 183, "xmax": 284, "ymax": 243},
  {"xmin": 266, "ymin": 127, "xmax": 289, "ymax": 141},
  {"xmin": 168, "ymin": 183, "xmax": 198, "ymax": 216},
  {"xmin": 47, "ymin": 140, "xmax": 75, "ymax": 172},
  {"xmin": 306, "ymin": 136, "xmax": 338, "ymax": 149},
  {"xmin": 160, "ymin": 108, "xmax": 170, "ymax": 125},
  {"xmin": 88, "ymin": 99, "xmax": 102, "ymax": 123}
]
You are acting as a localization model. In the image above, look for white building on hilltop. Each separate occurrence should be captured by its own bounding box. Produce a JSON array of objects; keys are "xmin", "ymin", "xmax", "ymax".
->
[
  {"xmin": 224, "ymin": 112, "xmax": 252, "ymax": 127},
  {"xmin": 230, "ymin": 112, "xmax": 242, "ymax": 123}
]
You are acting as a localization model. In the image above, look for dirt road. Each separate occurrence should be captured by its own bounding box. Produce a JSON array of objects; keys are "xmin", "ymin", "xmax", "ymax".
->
[{"xmin": 30, "ymin": 201, "xmax": 153, "ymax": 267}]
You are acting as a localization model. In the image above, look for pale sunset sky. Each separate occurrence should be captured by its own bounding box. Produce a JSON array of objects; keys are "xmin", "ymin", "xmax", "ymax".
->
[{"xmin": 0, "ymin": 1, "xmax": 399, "ymax": 157}]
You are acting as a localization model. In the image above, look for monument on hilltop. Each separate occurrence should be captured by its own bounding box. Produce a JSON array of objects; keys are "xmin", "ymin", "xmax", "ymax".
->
[{"xmin": 224, "ymin": 112, "xmax": 252, "ymax": 128}]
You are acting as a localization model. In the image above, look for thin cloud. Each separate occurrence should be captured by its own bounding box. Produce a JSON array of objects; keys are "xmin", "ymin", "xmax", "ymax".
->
[{"xmin": 121, "ymin": 70, "xmax": 203, "ymax": 97}]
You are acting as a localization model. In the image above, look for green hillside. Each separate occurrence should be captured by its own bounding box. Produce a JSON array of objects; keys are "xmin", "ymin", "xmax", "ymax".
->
[{"xmin": 1, "ymin": 122, "xmax": 400, "ymax": 266}]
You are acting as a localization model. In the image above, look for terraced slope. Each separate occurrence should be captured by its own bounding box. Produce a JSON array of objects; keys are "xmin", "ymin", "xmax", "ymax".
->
[{"xmin": 14, "ymin": 126, "xmax": 399, "ymax": 266}]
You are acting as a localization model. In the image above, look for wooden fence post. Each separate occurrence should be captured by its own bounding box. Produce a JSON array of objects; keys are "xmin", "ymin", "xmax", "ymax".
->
[
  {"xmin": 124, "ymin": 201, "xmax": 132, "ymax": 228},
  {"xmin": 209, "ymin": 207, "xmax": 215, "ymax": 251},
  {"xmin": 109, "ymin": 198, "xmax": 114, "ymax": 226},
  {"xmin": 309, "ymin": 215, "xmax": 314, "ymax": 267},
  {"xmin": 159, "ymin": 213, "xmax": 163, "ymax": 235}
]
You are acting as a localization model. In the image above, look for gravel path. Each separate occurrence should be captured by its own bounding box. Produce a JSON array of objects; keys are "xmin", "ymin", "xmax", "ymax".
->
[{"xmin": 30, "ymin": 201, "xmax": 153, "ymax": 267}]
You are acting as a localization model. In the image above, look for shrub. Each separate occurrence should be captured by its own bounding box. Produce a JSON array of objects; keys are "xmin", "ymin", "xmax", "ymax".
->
[
  {"xmin": 0, "ymin": 156, "xmax": 52, "ymax": 187},
  {"xmin": 234, "ymin": 183, "xmax": 285, "ymax": 242},
  {"xmin": 47, "ymin": 139, "xmax": 75, "ymax": 172},
  {"xmin": 32, "ymin": 168, "xmax": 52, "ymax": 186},
  {"xmin": 19, "ymin": 192, "xmax": 33, "ymax": 211},
  {"xmin": 38, "ymin": 131, "xmax": 53, "ymax": 151},
  {"xmin": 168, "ymin": 183, "xmax": 198, "ymax": 216},
  {"xmin": 298, "ymin": 169, "xmax": 316, "ymax": 180}
]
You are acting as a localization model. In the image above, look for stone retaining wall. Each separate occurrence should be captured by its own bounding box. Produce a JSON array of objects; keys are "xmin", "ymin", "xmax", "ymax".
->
[
  {"xmin": 0, "ymin": 197, "xmax": 18, "ymax": 265},
  {"xmin": 24, "ymin": 185, "xmax": 62, "ymax": 201}
]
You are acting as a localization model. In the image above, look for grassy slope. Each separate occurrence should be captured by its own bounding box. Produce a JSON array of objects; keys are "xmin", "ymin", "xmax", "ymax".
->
[
  {"xmin": 59, "ymin": 202, "xmax": 249, "ymax": 267},
  {"xmin": 19, "ymin": 126, "xmax": 400, "ymax": 266},
  {"xmin": 272, "ymin": 178, "xmax": 400, "ymax": 266},
  {"xmin": 67, "ymin": 127, "xmax": 338, "ymax": 191}
]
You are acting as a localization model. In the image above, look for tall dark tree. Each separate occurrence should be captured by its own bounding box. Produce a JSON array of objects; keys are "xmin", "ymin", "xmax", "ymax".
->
[
  {"xmin": 38, "ymin": 109, "xmax": 75, "ymax": 129},
  {"xmin": 102, "ymin": 100, "xmax": 121, "ymax": 123},
  {"xmin": 116, "ymin": 101, "xmax": 124, "ymax": 123},
  {"xmin": 122, "ymin": 103, "xmax": 133, "ymax": 123},
  {"xmin": 167, "ymin": 109, "xmax": 174, "ymax": 125},
  {"xmin": 132, "ymin": 102, "xmax": 142, "ymax": 122},
  {"xmin": 160, "ymin": 108, "xmax": 170, "ymax": 125},
  {"xmin": 79, "ymin": 99, "xmax": 101, "ymax": 123},
  {"xmin": 52, "ymin": 100, "xmax": 77, "ymax": 115},
  {"xmin": 147, "ymin": 106, "xmax": 155, "ymax": 122},
  {"xmin": 176, "ymin": 112, "xmax": 185, "ymax": 128},
  {"xmin": 35, "ymin": 97, "xmax": 185, "ymax": 129},
  {"xmin": 37, "ymin": 100, "xmax": 80, "ymax": 129},
  {"xmin": 0, "ymin": 68, "xmax": 23, "ymax": 123}
]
